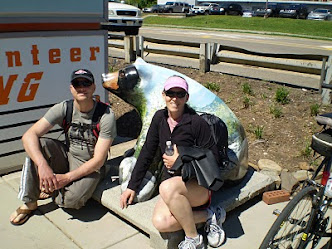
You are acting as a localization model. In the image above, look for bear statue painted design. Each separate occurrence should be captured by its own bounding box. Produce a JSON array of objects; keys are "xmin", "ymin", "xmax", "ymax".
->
[{"xmin": 102, "ymin": 58, "xmax": 248, "ymax": 202}]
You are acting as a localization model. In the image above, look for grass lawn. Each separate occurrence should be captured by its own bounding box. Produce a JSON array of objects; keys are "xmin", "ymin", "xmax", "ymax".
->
[{"xmin": 143, "ymin": 15, "xmax": 332, "ymax": 40}]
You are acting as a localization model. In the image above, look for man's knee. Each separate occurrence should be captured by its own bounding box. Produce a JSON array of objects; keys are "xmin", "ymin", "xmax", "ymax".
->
[
  {"xmin": 39, "ymin": 138, "xmax": 66, "ymax": 156},
  {"xmin": 54, "ymin": 191, "xmax": 90, "ymax": 210}
]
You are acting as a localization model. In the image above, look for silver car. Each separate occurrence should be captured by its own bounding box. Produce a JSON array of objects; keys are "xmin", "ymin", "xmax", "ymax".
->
[{"xmin": 307, "ymin": 8, "xmax": 330, "ymax": 20}]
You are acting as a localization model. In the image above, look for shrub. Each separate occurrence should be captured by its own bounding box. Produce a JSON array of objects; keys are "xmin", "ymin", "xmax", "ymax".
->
[
  {"xmin": 269, "ymin": 105, "xmax": 282, "ymax": 118},
  {"xmin": 310, "ymin": 103, "xmax": 320, "ymax": 116},
  {"xmin": 243, "ymin": 96, "xmax": 252, "ymax": 108},
  {"xmin": 275, "ymin": 87, "xmax": 290, "ymax": 104},
  {"xmin": 204, "ymin": 82, "xmax": 220, "ymax": 92},
  {"xmin": 242, "ymin": 82, "xmax": 253, "ymax": 95},
  {"xmin": 254, "ymin": 125, "xmax": 264, "ymax": 139},
  {"xmin": 108, "ymin": 64, "xmax": 115, "ymax": 73},
  {"xmin": 261, "ymin": 93, "xmax": 268, "ymax": 99},
  {"xmin": 301, "ymin": 140, "xmax": 312, "ymax": 158}
]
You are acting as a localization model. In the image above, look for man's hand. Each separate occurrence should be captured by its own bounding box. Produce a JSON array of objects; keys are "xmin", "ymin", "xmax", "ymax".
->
[
  {"xmin": 22, "ymin": 117, "xmax": 57, "ymax": 193},
  {"xmin": 120, "ymin": 188, "xmax": 136, "ymax": 209},
  {"xmin": 162, "ymin": 144, "xmax": 179, "ymax": 170},
  {"xmin": 54, "ymin": 174, "xmax": 71, "ymax": 190},
  {"xmin": 38, "ymin": 165, "xmax": 58, "ymax": 193}
]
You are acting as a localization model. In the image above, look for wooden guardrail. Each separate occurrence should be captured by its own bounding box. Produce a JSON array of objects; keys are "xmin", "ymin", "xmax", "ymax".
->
[{"xmin": 108, "ymin": 34, "xmax": 332, "ymax": 103}]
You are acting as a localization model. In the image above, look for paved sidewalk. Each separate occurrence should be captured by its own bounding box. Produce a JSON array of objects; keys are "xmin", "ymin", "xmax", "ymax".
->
[
  {"xmin": 2, "ymin": 170, "xmax": 332, "ymax": 249},
  {"xmin": 0, "ymin": 168, "xmax": 282, "ymax": 249},
  {"xmin": 1, "ymin": 140, "xmax": 331, "ymax": 249},
  {"xmin": 0, "ymin": 171, "xmax": 151, "ymax": 249}
]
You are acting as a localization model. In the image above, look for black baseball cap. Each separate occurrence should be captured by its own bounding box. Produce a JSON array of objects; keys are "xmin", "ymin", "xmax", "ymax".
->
[{"xmin": 71, "ymin": 69, "xmax": 94, "ymax": 83}]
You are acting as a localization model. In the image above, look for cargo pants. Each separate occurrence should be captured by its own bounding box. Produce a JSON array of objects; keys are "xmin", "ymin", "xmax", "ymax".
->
[{"xmin": 18, "ymin": 137, "xmax": 104, "ymax": 209}]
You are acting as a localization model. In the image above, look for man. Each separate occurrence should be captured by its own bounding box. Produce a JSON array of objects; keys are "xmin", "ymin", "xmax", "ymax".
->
[{"xmin": 10, "ymin": 69, "xmax": 117, "ymax": 225}]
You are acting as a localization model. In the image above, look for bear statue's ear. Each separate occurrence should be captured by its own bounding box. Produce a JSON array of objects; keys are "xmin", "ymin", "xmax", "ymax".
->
[{"xmin": 118, "ymin": 65, "xmax": 139, "ymax": 91}]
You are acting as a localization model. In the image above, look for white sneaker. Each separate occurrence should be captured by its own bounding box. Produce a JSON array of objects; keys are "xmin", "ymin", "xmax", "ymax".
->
[
  {"xmin": 178, "ymin": 234, "xmax": 204, "ymax": 249},
  {"xmin": 206, "ymin": 206, "xmax": 226, "ymax": 247}
]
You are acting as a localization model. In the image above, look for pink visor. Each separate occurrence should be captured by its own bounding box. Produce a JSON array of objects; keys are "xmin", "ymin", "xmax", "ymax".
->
[{"xmin": 164, "ymin": 76, "xmax": 188, "ymax": 93}]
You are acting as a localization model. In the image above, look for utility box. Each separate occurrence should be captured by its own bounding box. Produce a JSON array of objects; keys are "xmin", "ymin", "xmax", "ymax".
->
[{"xmin": 0, "ymin": 0, "xmax": 109, "ymax": 174}]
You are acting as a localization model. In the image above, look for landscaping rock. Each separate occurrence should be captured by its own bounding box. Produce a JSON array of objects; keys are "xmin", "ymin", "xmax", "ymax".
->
[
  {"xmin": 258, "ymin": 159, "xmax": 282, "ymax": 174},
  {"xmin": 298, "ymin": 161, "xmax": 310, "ymax": 171},
  {"xmin": 280, "ymin": 170, "xmax": 299, "ymax": 193},
  {"xmin": 248, "ymin": 162, "xmax": 259, "ymax": 171},
  {"xmin": 293, "ymin": 170, "xmax": 310, "ymax": 182},
  {"xmin": 259, "ymin": 169, "xmax": 281, "ymax": 189}
]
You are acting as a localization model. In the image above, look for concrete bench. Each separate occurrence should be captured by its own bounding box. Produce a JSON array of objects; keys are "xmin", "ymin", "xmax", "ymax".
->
[{"xmin": 92, "ymin": 140, "xmax": 276, "ymax": 249}]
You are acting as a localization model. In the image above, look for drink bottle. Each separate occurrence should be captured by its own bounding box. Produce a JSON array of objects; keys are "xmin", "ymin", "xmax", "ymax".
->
[
  {"xmin": 165, "ymin": 141, "xmax": 174, "ymax": 174},
  {"xmin": 165, "ymin": 141, "xmax": 174, "ymax": 156}
]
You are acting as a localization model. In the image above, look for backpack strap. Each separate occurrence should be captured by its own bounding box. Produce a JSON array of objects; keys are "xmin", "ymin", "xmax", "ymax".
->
[
  {"xmin": 60, "ymin": 99, "xmax": 74, "ymax": 145},
  {"xmin": 91, "ymin": 101, "xmax": 108, "ymax": 138},
  {"xmin": 62, "ymin": 99, "xmax": 74, "ymax": 132}
]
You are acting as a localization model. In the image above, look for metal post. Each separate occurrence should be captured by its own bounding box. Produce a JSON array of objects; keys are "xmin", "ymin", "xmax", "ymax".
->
[
  {"xmin": 135, "ymin": 35, "xmax": 144, "ymax": 58},
  {"xmin": 135, "ymin": 36, "xmax": 140, "ymax": 57},
  {"xmin": 124, "ymin": 36, "xmax": 135, "ymax": 63},
  {"xmin": 199, "ymin": 43, "xmax": 209, "ymax": 73},
  {"xmin": 264, "ymin": 0, "xmax": 269, "ymax": 18},
  {"xmin": 319, "ymin": 57, "xmax": 327, "ymax": 94},
  {"xmin": 139, "ymin": 36, "xmax": 144, "ymax": 59},
  {"xmin": 210, "ymin": 43, "xmax": 219, "ymax": 64},
  {"xmin": 322, "ymin": 55, "xmax": 332, "ymax": 104}
]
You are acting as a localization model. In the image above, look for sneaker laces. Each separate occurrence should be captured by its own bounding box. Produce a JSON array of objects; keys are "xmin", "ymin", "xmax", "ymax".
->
[
  {"xmin": 208, "ymin": 223, "xmax": 224, "ymax": 236},
  {"xmin": 206, "ymin": 222, "xmax": 225, "ymax": 247},
  {"xmin": 178, "ymin": 239, "xmax": 197, "ymax": 249},
  {"xmin": 206, "ymin": 206, "xmax": 226, "ymax": 247}
]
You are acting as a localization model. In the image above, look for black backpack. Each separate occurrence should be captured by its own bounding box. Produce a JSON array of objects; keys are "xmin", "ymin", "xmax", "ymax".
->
[
  {"xmin": 199, "ymin": 112, "xmax": 229, "ymax": 168},
  {"xmin": 61, "ymin": 99, "xmax": 108, "ymax": 143}
]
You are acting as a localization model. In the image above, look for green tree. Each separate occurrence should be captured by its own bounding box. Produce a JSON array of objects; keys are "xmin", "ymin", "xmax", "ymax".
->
[{"xmin": 126, "ymin": 0, "xmax": 156, "ymax": 9}]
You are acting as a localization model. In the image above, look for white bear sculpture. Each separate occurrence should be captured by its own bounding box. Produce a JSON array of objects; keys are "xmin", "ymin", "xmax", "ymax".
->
[{"xmin": 102, "ymin": 58, "xmax": 248, "ymax": 202}]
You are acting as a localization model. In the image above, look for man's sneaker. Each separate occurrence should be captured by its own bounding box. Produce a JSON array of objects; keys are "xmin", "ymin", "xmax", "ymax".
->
[
  {"xmin": 206, "ymin": 205, "xmax": 226, "ymax": 247},
  {"xmin": 178, "ymin": 234, "xmax": 204, "ymax": 249}
]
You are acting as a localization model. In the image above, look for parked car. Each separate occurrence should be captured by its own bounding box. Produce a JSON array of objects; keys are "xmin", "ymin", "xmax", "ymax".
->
[
  {"xmin": 225, "ymin": 3, "xmax": 243, "ymax": 16},
  {"xmin": 242, "ymin": 10, "xmax": 254, "ymax": 18},
  {"xmin": 191, "ymin": 3, "xmax": 218, "ymax": 15},
  {"xmin": 101, "ymin": 0, "xmax": 143, "ymax": 36},
  {"xmin": 209, "ymin": 3, "xmax": 243, "ymax": 15},
  {"xmin": 143, "ymin": 4, "xmax": 163, "ymax": 13},
  {"xmin": 279, "ymin": 4, "xmax": 308, "ymax": 19},
  {"xmin": 209, "ymin": 4, "xmax": 227, "ymax": 15},
  {"xmin": 307, "ymin": 8, "xmax": 331, "ymax": 20},
  {"xmin": 161, "ymin": 2, "xmax": 190, "ymax": 13},
  {"xmin": 255, "ymin": 3, "xmax": 282, "ymax": 17}
]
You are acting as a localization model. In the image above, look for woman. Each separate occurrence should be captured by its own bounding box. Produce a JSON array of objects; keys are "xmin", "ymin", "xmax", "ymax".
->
[{"xmin": 120, "ymin": 75, "xmax": 226, "ymax": 249}]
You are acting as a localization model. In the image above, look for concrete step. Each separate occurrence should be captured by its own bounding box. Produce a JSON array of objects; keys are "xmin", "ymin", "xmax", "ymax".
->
[{"xmin": 93, "ymin": 140, "xmax": 276, "ymax": 249}]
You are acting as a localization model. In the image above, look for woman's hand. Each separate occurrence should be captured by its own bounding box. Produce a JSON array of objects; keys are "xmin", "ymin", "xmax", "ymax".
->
[
  {"xmin": 120, "ymin": 188, "xmax": 136, "ymax": 209},
  {"xmin": 162, "ymin": 144, "xmax": 179, "ymax": 170}
]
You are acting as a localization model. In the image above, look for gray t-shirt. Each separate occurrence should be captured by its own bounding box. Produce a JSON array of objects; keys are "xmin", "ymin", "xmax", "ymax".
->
[{"xmin": 44, "ymin": 100, "xmax": 117, "ymax": 161}]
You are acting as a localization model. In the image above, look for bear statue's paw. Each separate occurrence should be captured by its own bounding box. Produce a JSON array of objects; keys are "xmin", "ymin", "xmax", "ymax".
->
[
  {"xmin": 119, "ymin": 157, "xmax": 137, "ymax": 184},
  {"xmin": 136, "ymin": 171, "xmax": 157, "ymax": 202},
  {"xmin": 119, "ymin": 157, "xmax": 137, "ymax": 192}
]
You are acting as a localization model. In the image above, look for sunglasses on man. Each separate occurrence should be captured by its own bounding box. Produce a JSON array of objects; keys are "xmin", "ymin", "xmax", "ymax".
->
[
  {"xmin": 164, "ymin": 90, "xmax": 187, "ymax": 98},
  {"xmin": 72, "ymin": 80, "xmax": 93, "ymax": 88}
]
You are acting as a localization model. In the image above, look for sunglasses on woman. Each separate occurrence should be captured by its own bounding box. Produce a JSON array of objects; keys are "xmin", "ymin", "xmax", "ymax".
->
[
  {"xmin": 72, "ymin": 80, "xmax": 93, "ymax": 88},
  {"xmin": 164, "ymin": 90, "xmax": 187, "ymax": 98}
]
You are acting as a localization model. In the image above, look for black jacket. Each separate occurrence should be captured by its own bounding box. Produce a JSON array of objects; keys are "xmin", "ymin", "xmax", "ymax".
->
[{"xmin": 128, "ymin": 105, "xmax": 220, "ymax": 192}]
